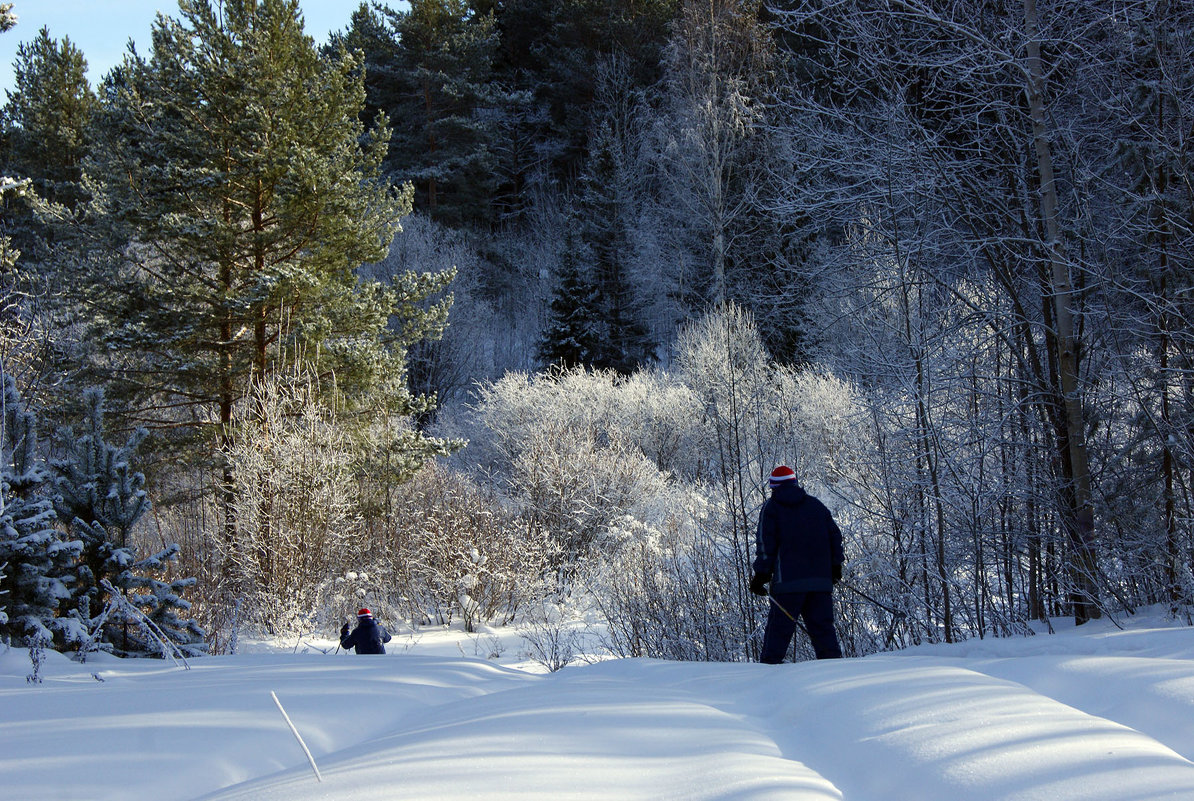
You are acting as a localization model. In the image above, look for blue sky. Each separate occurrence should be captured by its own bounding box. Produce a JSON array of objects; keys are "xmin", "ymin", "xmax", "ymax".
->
[{"xmin": 0, "ymin": 1, "xmax": 405, "ymax": 97}]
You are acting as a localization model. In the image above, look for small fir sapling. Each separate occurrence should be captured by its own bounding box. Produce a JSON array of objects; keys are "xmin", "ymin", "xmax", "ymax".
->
[
  {"xmin": 52, "ymin": 389, "xmax": 204, "ymax": 658},
  {"xmin": 26, "ymin": 630, "xmax": 48, "ymax": 683},
  {"xmin": 0, "ymin": 374, "xmax": 80, "ymax": 648},
  {"xmin": 52, "ymin": 389, "xmax": 147, "ymax": 643},
  {"xmin": 0, "ymin": 559, "xmax": 7, "ymax": 632}
]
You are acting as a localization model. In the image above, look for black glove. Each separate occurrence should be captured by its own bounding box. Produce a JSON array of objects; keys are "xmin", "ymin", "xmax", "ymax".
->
[
  {"xmin": 831, "ymin": 563, "xmax": 843, "ymax": 585},
  {"xmin": 749, "ymin": 572, "xmax": 771, "ymax": 597},
  {"xmin": 340, "ymin": 622, "xmax": 350, "ymax": 638}
]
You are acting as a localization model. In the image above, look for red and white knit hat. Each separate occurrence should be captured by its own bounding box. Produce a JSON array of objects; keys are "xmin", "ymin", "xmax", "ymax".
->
[
  {"xmin": 769, "ymin": 465, "xmax": 797, "ymax": 487},
  {"xmin": 357, "ymin": 608, "xmax": 373, "ymax": 618}
]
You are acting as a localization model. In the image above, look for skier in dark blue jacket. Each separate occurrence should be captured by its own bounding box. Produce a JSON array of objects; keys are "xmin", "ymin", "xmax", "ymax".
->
[
  {"xmin": 339, "ymin": 608, "xmax": 392, "ymax": 654},
  {"xmin": 750, "ymin": 465, "xmax": 845, "ymax": 662}
]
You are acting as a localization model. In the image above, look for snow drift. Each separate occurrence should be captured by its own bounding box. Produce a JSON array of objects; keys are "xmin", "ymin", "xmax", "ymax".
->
[{"xmin": 3, "ymin": 609, "xmax": 1194, "ymax": 800}]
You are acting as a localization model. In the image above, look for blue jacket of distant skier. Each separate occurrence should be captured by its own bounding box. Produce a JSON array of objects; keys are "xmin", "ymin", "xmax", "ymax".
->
[
  {"xmin": 341, "ymin": 616, "xmax": 392, "ymax": 655},
  {"xmin": 753, "ymin": 483, "xmax": 844, "ymax": 593}
]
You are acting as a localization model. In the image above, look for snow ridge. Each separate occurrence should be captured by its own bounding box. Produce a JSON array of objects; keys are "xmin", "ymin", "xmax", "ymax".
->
[{"xmin": 2, "ymin": 610, "xmax": 1193, "ymax": 800}]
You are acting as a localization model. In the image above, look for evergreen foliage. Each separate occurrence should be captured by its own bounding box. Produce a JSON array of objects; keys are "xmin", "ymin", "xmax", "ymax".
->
[
  {"xmin": 0, "ymin": 14, "xmax": 49, "ymax": 383},
  {"xmin": 574, "ymin": 120, "xmax": 655, "ymax": 373},
  {"xmin": 350, "ymin": 0, "xmax": 504, "ymax": 225},
  {"xmin": 0, "ymin": 374, "xmax": 79, "ymax": 646},
  {"xmin": 44, "ymin": 0, "xmax": 458, "ymax": 547},
  {"xmin": 51, "ymin": 388, "xmax": 205, "ymax": 658},
  {"xmin": 94, "ymin": 545, "xmax": 206, "ymax": 659},
  {"xmin": 1, "ymin": 27, "xmax": 96, "ymax": 215},
  {"xmin": 538, "ymin": 224, "xmax": 603, "ymax": 369},
  {"xmin": 74, "ymin": 0, "xmax": 424, "ymax": 414},
  {"xmin": 0, "ymin": 377, "xmax": 204, "ymax": 656},
  {"xmin": 493, "ymin": 0, "xmax": 679, "ymax": 178}
]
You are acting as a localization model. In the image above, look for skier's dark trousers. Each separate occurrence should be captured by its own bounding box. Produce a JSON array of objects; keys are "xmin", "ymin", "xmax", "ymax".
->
[
  {"xmin": 340, "ymin": 608, "xmax": 392, "ymax": 654},
  {"xmin": 750, "ymin": 466, "xmax": 845, "ymax": 662}
]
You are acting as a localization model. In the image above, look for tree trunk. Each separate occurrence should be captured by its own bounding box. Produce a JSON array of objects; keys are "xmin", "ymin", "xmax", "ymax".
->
[{"xmin": 1023, "ymin": 0, "xmax": 1100, "ymax": 624}]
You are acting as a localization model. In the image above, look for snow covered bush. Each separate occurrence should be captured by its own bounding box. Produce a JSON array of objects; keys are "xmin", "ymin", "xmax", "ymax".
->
[
  {"xmin": 511, "ymin": 420, "xmax": 667, "ymax": 562},
  {"xmin": 466, "ymin": 367, "xmax": 679, "ymax": 561},
  {"xmin": 547, "ymin": 307, "xmax": 886, "ymax": 662},
  {"xmin": 219, "ymin": 370, "xmax": 365, "ymax": 635},
  {"xmin": 377, "ymin": 463, "xmax": 560, "ymax": 631},
  {"xmin": 589, "ymin": 497, "xmax": 768, "ymax": 662},
  {"xmin": 519, "ymin": 599, "xmax": 582, "ymax": 672}
]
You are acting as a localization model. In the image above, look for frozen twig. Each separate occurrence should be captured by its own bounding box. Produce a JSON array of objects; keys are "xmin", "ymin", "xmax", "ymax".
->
[{"xmin": 271, "ymin": 691, "xmax": 322, "ymax": 783}]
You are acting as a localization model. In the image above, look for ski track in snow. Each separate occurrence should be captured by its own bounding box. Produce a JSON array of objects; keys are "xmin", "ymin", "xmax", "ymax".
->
[{"xmin": 3, "ymin": 610, "xmax": 1194, "ymax": 800}]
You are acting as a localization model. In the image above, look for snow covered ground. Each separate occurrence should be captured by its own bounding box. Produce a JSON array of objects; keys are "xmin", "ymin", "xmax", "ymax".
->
[{"xmin": 3, "ymin": 608, "xmax": 1194, "ymax": 800}]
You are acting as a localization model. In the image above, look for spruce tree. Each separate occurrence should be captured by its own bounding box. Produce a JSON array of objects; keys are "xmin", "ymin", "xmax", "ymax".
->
[
  {"xmin": 493, "ymin": 0, "xmax": 679, "ymax": 177},
  {"xmin": 575, "ymin": 120, "xmax": 654, "ymax": 373},
  {"xmin": 538, "ymin": 224, "xmax": 603, "ymax": 369}
]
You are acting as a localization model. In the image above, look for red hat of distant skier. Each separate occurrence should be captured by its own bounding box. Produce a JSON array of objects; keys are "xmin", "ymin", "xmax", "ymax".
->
[
  {"xmin": 769, "ymin": 465, "xmax": 796, "ymax": 487},
  {"xmin": 357, "ymin": 608, "xmax": 372, "ymax": 618}
]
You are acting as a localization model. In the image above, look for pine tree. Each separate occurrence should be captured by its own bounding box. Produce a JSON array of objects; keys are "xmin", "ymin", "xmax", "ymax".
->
[
  {"xmin": 52, "ymin": 388, "xmax": 145, "ymax": 638},
  {"xmin": 2, "ymin": 27, "xmax": 96, "ymax": 214},
  {"xmin": 368, "ymin": 0, "xmax": 503, "ymax": 226},
  {"xmin": 51, "ymin": 0, "xmax": 456, "ymax": 548},
  {"xmin": 0, "ymin": 374, "xmax": 80, "ymax": 646},
  {"xmin": 493, "ymin": 0, "xmax": 679, "ymax": 177},
  {"xmin": 0, "ymin": 11, "xmax": 47, "ymax": 383},
  {"xmin": 113, "ymin": 544, "xmax": 206, "ymax": 658}
]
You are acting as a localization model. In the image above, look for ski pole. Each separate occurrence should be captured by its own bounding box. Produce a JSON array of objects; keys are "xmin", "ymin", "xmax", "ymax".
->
[
  {"xmin": 839, "ymin": 582, "xmax": 907, "ymax": 619},
  {"xmin": 765, "ymin": 593, "xmax": 812, "ymax": 640},
  {"xmin": 768, "ymin": 594, "xmax": 796, "ymax": 622}
]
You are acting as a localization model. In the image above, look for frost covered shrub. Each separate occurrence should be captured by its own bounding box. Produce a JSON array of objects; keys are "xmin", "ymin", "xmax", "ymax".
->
[
  {"xmin": 589, "ymin": 308, "xmax": 873, "ymax": 662},
  {"xmin": 378, "ymin": 464, "xmax": 559, "ymax": 631},
  {"xmin": 589, "ymin": 496, "xmax": 776, "ymax": 662},
  {"xmin": 460, "ymin": 308, "xmax": 884, "ymax": 661},
  {"xmin": 599, "ymin": 371, "xmax": 703, "ymax": 477},
  {"xmin": 467, "ymin": 367, "xmax": 698, "ymax": 477},
  {"xmin": 220, "ymin": 372, "xmax": 365, "ymax": 635},
  {"xmin": 519, "ymin": 599, "xmax": 582, "ymax": 672},
  {"xmin": 466, "ymin": 367, "xmax": 682, "ymax": 561},
  {"xmin": 512, "ymin": 420, "xmax": 668, "ymax": 561}
]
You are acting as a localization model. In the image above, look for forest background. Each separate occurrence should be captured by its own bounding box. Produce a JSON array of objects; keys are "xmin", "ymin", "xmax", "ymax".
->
[{"xmin": 0, "ymin": 0, "xmax": 1191, "ymax": 665}]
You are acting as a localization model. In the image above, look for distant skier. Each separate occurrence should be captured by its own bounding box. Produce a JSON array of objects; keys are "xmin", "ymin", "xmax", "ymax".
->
[
  {"xmin": 750, "ymin": 465, "xmax": 845, "ymax": 662},
  {"xmin": 339, "ymin": 608, "xmax": 392, "ymax": 655}
]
